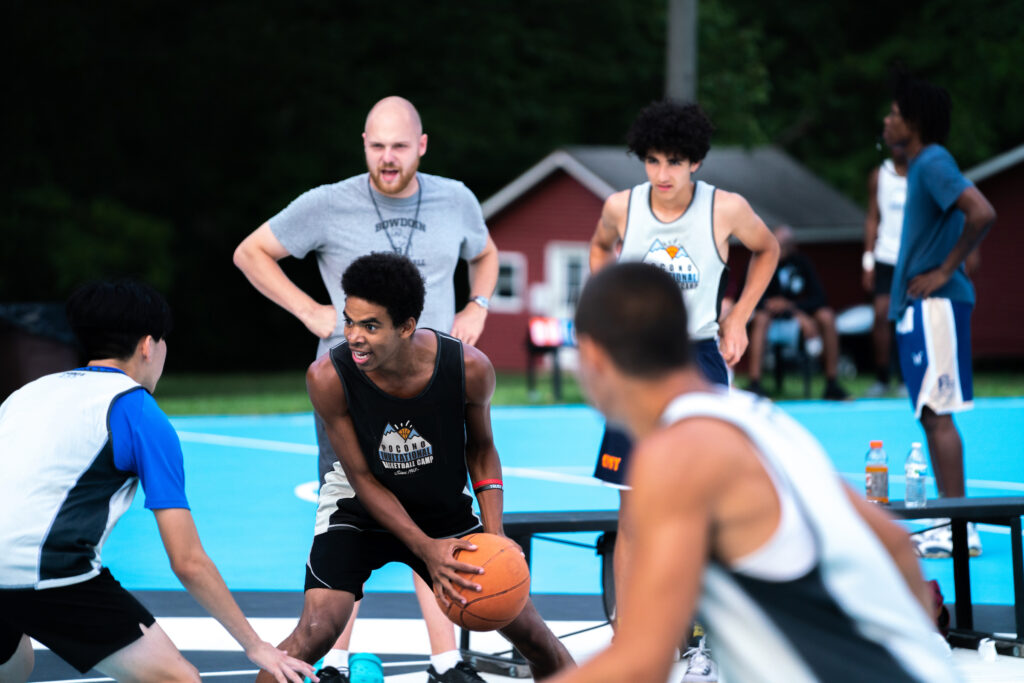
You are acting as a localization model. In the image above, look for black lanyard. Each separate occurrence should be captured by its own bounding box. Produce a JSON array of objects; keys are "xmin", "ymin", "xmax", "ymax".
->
[{"xmin": 368, "ymin": 174, "xmax": 422, "ymax": 257}]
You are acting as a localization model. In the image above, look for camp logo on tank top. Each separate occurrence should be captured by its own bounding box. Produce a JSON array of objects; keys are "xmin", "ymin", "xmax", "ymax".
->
[
  {"xmin": 641, "ymin": 238, "xmax": 700, "ymax": 289},
  {"xmin": 378, "ymin": 419, "xmax": 434, "ymax": 474}
]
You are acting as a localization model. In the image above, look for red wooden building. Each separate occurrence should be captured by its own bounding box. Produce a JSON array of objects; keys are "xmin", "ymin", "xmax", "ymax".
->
[{"xmin": 964, "ymin": 144, "xmax": 1024, "ymax": 358}]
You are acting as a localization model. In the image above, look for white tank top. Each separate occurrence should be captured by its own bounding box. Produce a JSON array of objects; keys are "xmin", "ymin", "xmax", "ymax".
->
[
  {"xmin": 874, "ymin": 159, "xmax": 906, "ymax": 266},
  {"xmin": 0, "ymin": 370, "xmax": 143, "ymax": 589},
  {"xmin": 659, "ymin": 390, "xmax": 957, "ymax": 683},
  {"xmin": 619, "ymin": 181, "xmax": 726, "ymax": 340}
]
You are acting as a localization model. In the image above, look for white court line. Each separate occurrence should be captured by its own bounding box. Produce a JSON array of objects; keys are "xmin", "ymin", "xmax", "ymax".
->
[
  {"xmin": 179, "ymin": 430, "xmax": 1024, "ymax": 500},
  {"xmin": 293, "ymin": 466, "xmax": 607, "ymax": 503},
  {"xmin": 177, "ymin": 431, "xmax": 316, "ymax": 455}
]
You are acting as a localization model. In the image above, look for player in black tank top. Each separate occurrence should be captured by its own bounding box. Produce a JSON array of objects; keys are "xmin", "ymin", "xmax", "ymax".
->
[
  {"xmin": 328, "ymin": 332, "xmax": 477, "ymax": 538},
  {"xmin": 261, "ymin": 254, "xmax": 573, "ymax": 682}
]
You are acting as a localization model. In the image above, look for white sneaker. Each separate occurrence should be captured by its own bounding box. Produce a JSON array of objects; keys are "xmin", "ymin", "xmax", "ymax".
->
[
  {"xmin": 681, "ymin": 637, "xmax": 718, "ymax": 682},
  {"xmin": 913, "ymin": 520, "xmax": 982, "ymax": 558},
  {"xmin": 968, "ymin": 522, "xmax": 983, "ymax": 557}
]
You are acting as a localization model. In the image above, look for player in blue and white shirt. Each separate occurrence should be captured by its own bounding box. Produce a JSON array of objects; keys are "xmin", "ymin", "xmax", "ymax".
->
[{"xmin": 0, "ymin": 280, "xmax": 313, "ymax": 683}]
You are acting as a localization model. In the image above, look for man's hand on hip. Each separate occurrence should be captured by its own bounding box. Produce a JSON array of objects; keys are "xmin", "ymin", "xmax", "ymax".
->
[
  {"xmin": 301, "ymin": 303, "xmax": 338, "ymax": 339},
  {"xmin": 451, "ymin": 304, "xmax": 487, "ymax": 346}
]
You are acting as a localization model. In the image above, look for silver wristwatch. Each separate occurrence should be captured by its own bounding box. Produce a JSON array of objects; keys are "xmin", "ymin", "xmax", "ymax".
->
[{"xmin": 470, "ymin": 295, "xmax": 490, "ymax": 310}]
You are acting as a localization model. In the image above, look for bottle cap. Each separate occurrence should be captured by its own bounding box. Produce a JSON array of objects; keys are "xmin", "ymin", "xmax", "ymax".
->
[{"xmin": 870, "ymin": 440, "xmax": 883, "ymax": 448}]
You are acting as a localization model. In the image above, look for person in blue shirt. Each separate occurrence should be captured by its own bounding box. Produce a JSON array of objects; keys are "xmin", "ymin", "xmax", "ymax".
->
[
  {"xmin": 885, "ymin": 74, "xmax": 996, "ymax": 558},
  {"xmin": 0, "ymin": 280, "xmax": 314, "ymax": 683}
]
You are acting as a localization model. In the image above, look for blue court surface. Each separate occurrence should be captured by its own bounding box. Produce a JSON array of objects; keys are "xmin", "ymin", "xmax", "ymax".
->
[
  {"xmin": 100, "ymin": 396, "xmax": 1024, "ymax": 604},
  {"xmin": 28, "ymin": 396, "xmax": 1024, "ymax": 682}
]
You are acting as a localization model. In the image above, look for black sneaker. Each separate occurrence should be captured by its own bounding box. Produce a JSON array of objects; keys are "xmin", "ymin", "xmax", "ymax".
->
[
  {"xmin": 823, "ymin": 381, "xmax": 849, "ymax": 401},
  {"xmin": 426, "ymin": 661, "xmax": 486, "ymax": 682},
  {"xmin": 316, "ymin": 666, "xmax": 350, "ymax": 683}
]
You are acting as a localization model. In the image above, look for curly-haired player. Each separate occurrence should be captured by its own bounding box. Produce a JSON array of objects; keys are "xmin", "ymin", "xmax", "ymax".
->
[
  {"xmin": 589, "ymin": 100, "xmax": 779, "ymax": 680},
  {"xmin": 262, "ymin": 253, "xmax": 574, "ymax": 682}
]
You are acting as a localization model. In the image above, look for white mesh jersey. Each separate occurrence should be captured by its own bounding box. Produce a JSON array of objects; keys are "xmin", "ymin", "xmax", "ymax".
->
[
  {"xmin": 0, "ymin": 370, "xmax": 142, "ymax": 589},
  {"xmin": 661, "ymin": 389, "xmax": 958, "ymax": 683},
  {"xmin": 619, "ymin": 180, "xmax": 726, "ymax": 340},
  {"xmin": 875, "ymin": 159, "xmax": 907, "ymax": 266}
]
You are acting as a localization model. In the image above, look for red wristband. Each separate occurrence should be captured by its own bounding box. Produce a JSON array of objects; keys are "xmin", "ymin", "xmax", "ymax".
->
[{"xmin": 473, "ymin": 478, "xmax": 503, "ymax": 494}]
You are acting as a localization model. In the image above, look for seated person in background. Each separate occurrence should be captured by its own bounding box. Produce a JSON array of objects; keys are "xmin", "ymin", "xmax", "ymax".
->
[{"xmin": 746, "ymin": 225, "xmax": 849, "ymax": 400}]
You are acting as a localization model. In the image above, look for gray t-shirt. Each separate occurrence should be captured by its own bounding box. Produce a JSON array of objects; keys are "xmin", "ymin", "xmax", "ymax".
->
[{"xmin": 269, "ymin": 172, "xmax": 489, "ymax": 357}]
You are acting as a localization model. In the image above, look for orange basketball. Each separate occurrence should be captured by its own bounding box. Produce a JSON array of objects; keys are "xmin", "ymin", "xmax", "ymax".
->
[{"xmin": 438, "ymin": 532, "xmax": 531, "ymax": 631}]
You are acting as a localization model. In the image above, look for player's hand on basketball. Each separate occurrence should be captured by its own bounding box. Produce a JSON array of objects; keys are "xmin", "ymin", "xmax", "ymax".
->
[
  {"xmin": 717, "ymin": 314, "xmax": 748, "ymax": 367},
  {"xmin": 246, "ymin": 640, "xmax": 318, "ymax": 683},
  {"xmin": 302, "ymin": 303, "xmax": 337, "ymax": 339},
  {"xmin": 451, "ymin": 305, "xmax": 487, "ymax": 346},
  {"xmin": 425, "ymin": 537, "xmax": 483, "ymax": 607},
  {"xmin": 907, "ymin": 267, "xmax": 951, "ymax": 299}
]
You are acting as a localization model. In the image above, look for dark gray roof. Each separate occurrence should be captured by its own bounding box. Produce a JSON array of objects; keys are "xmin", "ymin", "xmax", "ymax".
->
[
  {"xmin": 965, "ymin": 143, "xmax": 1024, "ymax": 183},
  {"xmin": 483, "ymin": 145, "xmax": 866, "ymax": 242}
]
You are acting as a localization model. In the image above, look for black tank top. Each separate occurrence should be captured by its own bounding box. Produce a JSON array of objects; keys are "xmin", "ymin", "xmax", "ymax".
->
[{"xmin": 327, "ymin": 330, "xmax": 478, "ymax": 538}]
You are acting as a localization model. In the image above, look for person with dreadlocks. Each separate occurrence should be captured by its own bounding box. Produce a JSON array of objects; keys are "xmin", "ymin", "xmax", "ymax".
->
[{"xmin": 885, "ymin": 72, "xmax": 996, "ymax": 559}]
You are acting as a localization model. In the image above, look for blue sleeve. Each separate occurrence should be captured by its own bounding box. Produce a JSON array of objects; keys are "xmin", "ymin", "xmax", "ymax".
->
[
  {"xmin": 109, "ymin": 389, "xmax": 190, "ymax": 510},
  {"xmin": 921, "ymin": 148, "xmax": 971, "ymax": 212}
]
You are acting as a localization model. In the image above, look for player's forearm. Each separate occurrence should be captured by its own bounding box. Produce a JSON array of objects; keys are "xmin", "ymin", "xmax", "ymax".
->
[
  {"xmin": 589, "ymin": 241, "xmax": 616, "ymax": 273},
  {"xmin": 171, "ymin": 551, "xmax": 263, "ymax": 652},
  {"xmin": 863, "ymin": 217, "xmax": 879, "ymax": 255},
  {"xmin": 939, "ymin": 213, "xmax": 994, "ymax": 278},
  {"xmin": 467, "ymin": 446, "xmax": 504, "ymax": 534},
  {"xmin": 353, "ymin": 473, "xmax": 434, "ymax": 554},
  {"xmin": 467, "ymin": 242, "xmax": 499, "ymax": 300},
  {"xmin": 233, "ymin": 243, "xmax": 322, "ymax": 324},
  {"xmin": 730, "ymin": 243, "xmax": 780, "ymax": 323}
]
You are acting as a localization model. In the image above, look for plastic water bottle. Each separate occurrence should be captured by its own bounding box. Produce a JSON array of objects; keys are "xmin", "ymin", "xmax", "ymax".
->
[
  {"xmin": 865, "ymin": 440, "xmax": 889, "ymax": 504},
  {"xmin": 348, "ymin": 652, "xmax": 384, "ymax": 683},
  {"xmin": 904, "ymin": 442, "xmax": 928, "ymax": 508}
]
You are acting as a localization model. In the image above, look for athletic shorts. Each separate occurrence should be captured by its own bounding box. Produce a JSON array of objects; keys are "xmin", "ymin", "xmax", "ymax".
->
[
  {"xmin": 0, "ymin": 568, "xmax": 155, "ymax": 673},
  {"xmin": 593, "ymin": 339, "xmax": 729, "ymax": 487},
  {"xmin": 896, "ymin": 298, "xmax": 974, "ymax": 418},
  {"xmin": 873, "ymin": 262, "xmax": 895, "ymax": 298},
  {"xmin": 305, "ymin": 523, "xmax": 483, "ymax": 601}
]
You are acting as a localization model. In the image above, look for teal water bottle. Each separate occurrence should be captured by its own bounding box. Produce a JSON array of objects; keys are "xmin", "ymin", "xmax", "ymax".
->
[{"xmin": 348, "ymin": 653, "xmax": 384, "ymax": 683}]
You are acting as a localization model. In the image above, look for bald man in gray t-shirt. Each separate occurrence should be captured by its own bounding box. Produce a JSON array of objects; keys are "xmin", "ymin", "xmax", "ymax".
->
[
  {"xmin": 268, "ymin": 171, "xmax": 490, "ymax": 359},
  {"xmin": 233, "ymin": 96, "xmax": 497, "ymax": 683}
]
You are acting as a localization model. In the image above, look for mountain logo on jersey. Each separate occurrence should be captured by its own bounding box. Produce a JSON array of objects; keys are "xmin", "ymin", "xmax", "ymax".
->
[
  {"xmin": 641, "ymin": 239, "xmax": 699, "ymax": 290},
  {"xmin": 378, "ymin": 420, "xmax": 434, "ymax": 474}
]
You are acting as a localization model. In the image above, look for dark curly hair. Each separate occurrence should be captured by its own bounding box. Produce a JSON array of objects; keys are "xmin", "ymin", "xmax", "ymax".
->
[
  {"xmin": 893, "ymin": 71, "xmax": 951, "ymax": 145},
  {"xmin": 66, "ymin": 279, "xmax": 173, "ymax": 361},
  {"xmin": 341, "ymin": 252, "xmax": 425, "ymax": 327},
  {"xmin": 626, "ymin": 99, "xmax": 714, "ymax": 162}
]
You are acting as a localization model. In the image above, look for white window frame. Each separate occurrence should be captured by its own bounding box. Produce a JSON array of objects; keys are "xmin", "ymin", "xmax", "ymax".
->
[
  {"xmin": 490, "ymin": 251, "xmax": 527, "ymax": 313},
  {"xmin": 544, "ymin": 241, "xmax": 590, "ymax": 319}
]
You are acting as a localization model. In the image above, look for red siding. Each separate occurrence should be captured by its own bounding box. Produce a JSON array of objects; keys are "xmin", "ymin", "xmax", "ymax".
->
[
  {"xmin": 973, "ymin": 168, "xmax": 1024, "ymax": 357},
  {"xmin": 478, "ymin": 171, "xmax": 602, "ymax": 370}
]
